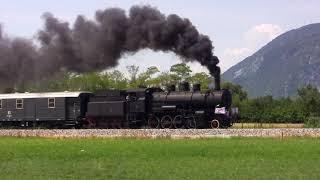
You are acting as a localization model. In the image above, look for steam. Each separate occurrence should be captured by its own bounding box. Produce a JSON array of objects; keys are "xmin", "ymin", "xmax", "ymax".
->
[{"xmin": 0, "ymin": 5, "xmax": 220, "ymax": 90}]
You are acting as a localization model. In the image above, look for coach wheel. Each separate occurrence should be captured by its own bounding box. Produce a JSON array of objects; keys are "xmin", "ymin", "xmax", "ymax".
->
[
  {"xmin": 211, "ymin": 119, "xmax": 220, "ymax": 129},
  {"xmin": 186, "ymin": 116, "xmax": 197, "ymax": 129},
  {"xmin": 173, "ymin": 115, "xmax": 184, "ymax": 129},
  {"xmin": 148, "ymin": 116, "xmax": 160, "ymax": 129},
  {"xmin": 85, "ymin": 118, "xmax": 97, "ymax": 129},
  {"xmin": 161, "ymin": 115, "xmax": 173, "ymax": 129}
]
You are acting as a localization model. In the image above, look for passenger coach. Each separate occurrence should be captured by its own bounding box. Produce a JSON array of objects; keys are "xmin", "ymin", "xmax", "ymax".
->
[{"xmin": 0, "ymin": 92, "xmax": 91, "ymax": 128}]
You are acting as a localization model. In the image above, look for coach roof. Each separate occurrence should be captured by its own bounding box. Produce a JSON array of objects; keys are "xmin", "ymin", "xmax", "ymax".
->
[{"xmin": 0, "ymin": 91, "xmax": 92, "ymax": 99}]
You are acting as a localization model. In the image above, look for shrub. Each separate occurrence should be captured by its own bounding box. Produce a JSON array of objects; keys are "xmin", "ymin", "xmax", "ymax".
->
[{"xmin": 304, "ymin": 116, "xmax": 320, "ymax": 128}]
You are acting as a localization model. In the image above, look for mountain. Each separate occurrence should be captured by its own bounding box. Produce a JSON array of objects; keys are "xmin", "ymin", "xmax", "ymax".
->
[{"xmin": 222, "ymin": 23, "xmax": 320, "ymax": 97}]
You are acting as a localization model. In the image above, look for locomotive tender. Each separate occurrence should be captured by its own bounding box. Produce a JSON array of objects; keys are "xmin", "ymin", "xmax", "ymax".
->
[{"xmin": 0, "ymin": 83, "xmax": 233, "ymax": 129}]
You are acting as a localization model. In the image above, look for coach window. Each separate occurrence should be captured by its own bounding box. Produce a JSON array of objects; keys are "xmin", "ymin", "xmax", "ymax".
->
[
  {"xmin": 16, "ymin": 99, "xmax": 23, "ymax": 109},
  {"xmin": 48, "ymin": 98, "xmax": 55, "ymax": 108},
  {"xmin": 0, "ymin": 99, "xmax": 2, "ymax": 109}
]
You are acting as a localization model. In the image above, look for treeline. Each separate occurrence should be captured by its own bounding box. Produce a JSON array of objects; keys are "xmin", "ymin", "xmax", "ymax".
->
[
  {"xmin": 13, "ymin": 63, "xmax": 320, "ymax": 126},
  {"xmin": 15, "ymin": 63, "xmax": 211, "ymax": 93},
  {"xmin": 223, "ymin": 82, "xmax": 320, "ymax": 126}
]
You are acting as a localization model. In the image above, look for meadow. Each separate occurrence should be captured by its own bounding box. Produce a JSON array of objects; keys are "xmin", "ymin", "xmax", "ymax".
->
[{"xmin": 0, "ymin": 137, "xmax": 319, "ymax": 180}]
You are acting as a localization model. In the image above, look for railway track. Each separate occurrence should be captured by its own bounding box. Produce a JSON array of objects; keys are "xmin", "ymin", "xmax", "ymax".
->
[{"xmin": 0, "ymin": 129, "xmax": 320, "ymax": 138}]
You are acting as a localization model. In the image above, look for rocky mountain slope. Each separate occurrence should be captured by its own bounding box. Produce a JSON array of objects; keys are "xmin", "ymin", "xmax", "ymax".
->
[{"xmin": 222, "ymin": 23, "xmax": 320, "ymax": 97}]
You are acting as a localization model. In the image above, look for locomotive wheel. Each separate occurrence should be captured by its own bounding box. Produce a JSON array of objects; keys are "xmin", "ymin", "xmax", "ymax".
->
[
  {"xmin": 148, "ymin": 116, "xmax": 160, "ymax": 129},
  {"xmin": 173, "ymin": 115, "xmax": 184, "ymax": 129},
  {"xmin": 210, "ymin": 119, "xmax": 220, "ymax": 129},
  {"xmin": 186, "ymin": 116, "xmax": 197, "ymax": 129},
  {"xmin": 160, "ymin": 115, "xmax": 173, "ymax": 129}
]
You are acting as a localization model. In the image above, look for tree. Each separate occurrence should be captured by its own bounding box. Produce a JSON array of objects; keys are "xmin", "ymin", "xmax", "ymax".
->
[
  {"xmin": 126, "ymin": 65, "xmax": 139, "ymax": 83},
  {"xmin": 170, "ymin": 63, "xmax": 192, "ymax": 82},
  {"xmin": 221, "ymin": 82, "xmax": 248, "ymax": 101},
  {"xmin": 105, "ymin": 70, "xmax": 128, "ymax": 89},
  {"xmin": 149, "ymin": 71, "xmax": 178, "ymax": 88},
  {"xmin": 189, "ymin": 72, "xmax": 211, "ymax": 91},
  {"xmin": 297, "ymin": 84, "xmax": 320, "ymax": 116},
  {"xmin": 221, "ymin": 82, "xmax": 248, "ymax": 107},
  {"xmin": 136, "ymin": 66, "xmax": 160, "ymax": 87}
]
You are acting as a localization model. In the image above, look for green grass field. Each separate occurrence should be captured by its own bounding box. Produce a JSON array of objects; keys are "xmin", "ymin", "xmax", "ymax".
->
[{"xmin": 0, "ymin": 137, "xmax": 319, "ymax": 180}]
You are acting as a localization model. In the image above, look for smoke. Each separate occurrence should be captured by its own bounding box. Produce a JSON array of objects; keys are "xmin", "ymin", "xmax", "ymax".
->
[
  {"xmin": 0, "ymin": 5, "xmax": 220, "ymax": 90},
  {"xmin": 0, "ymin": 25, "xmax": 2, "ymax": 39},
  {"xmin": 0, "ymin": 26, "xmax": 38, "ymax": 88}
]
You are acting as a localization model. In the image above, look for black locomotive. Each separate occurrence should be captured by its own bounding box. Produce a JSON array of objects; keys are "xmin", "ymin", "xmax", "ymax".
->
[{"xmin": 0, "ymin": 82, "xmax": 233, "ymax": 129}]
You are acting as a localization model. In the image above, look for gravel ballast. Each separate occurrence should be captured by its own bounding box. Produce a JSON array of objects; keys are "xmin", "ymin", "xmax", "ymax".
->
[{"xmin": 0, "ymin": 129, "xmax": 320, "ymax": 138}]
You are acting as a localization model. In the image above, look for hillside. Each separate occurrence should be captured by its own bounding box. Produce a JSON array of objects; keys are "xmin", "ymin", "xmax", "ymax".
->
[{"xmin": 222, "ymin": 23, "xmax": 320, "ymax": 97}]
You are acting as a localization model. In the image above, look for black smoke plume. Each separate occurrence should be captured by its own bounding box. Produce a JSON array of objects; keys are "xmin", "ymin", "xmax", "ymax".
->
[
  {"xmin": 0, "ymin": 25, "xmax": 38, "ymax": 89},
  {"xmin": 0, "ymin": 5, "xmax": 221, "ymax": 90}
]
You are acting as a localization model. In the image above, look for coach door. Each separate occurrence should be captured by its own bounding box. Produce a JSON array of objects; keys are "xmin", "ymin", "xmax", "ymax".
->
[
  {"xmin": 23, "ymin": 99, "xmax": 36, "ymax": 123},
  {"xmin": 0, "ymin": 99, "xmax": 8, "ymax": 121},
  {"xmin": 66, "ymin": 98, "xmax": 81, "ymax": 120}
]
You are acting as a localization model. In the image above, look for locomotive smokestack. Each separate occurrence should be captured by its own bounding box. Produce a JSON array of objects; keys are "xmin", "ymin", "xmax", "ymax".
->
[{"xmin": 214, "ymin": 67, "xmax": 221, "ymax": 91}]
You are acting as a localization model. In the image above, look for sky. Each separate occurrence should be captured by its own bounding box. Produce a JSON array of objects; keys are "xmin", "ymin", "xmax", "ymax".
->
[{"xmin": 0, "ymin": 0, "xmax": 319, "ymax": 75}]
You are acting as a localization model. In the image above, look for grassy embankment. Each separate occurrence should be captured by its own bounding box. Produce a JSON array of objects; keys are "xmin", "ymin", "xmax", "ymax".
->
[
  {"xmin": 0, "ymin": 137, "xmax": 319, "ymax": 180},
  {"xmin": 232, "ymin": 123, "xmax": 304, "ymax": 129}
]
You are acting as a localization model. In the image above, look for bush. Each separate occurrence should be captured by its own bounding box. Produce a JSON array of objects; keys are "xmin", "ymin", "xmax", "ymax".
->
[{"xmin": 304, "ymin": 116, "xmax": 320, "ymax": 128}]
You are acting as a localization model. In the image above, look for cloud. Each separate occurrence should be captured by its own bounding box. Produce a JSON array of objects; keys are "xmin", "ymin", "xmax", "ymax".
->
[
  {"xmin": 245, "ymin": 24, "xmax": 283, "ymax": 50},
  {"xmin": 250, "ymin": 24, "xmax": 283, "ymax": 39},
  {"xmin": 220, "ymin": 48, "xmax": 252, "ymax": 71},
  {"xmin": 224, "ymin": 48, "xmax": 251, "ymax": 57},
  {"xmin": 222, "ymin": 24, "xmax": 283, "ymax": 71}
]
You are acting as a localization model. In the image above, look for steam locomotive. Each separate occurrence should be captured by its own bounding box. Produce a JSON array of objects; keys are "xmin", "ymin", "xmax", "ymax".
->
[{"xmin": 0, "ymin": 82, "xmax": 233, "ymax": 129}]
